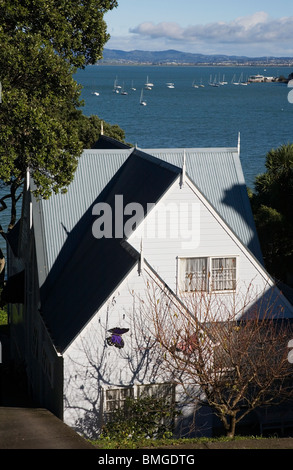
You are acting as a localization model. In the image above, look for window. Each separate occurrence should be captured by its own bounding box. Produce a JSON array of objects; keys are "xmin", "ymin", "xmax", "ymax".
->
[
  {"xmin": 211, "ymin": 257, "xmax": 236, "ymax": 291},
  {"xmin": 103, "ymin": 384, "xmax": 175, "ymax": 421},
  {"xmin": 138, "ymin": 384, "xmax": 176, "ymax": 429},
  {"xmin": 179, "ymin": 257, "xmax": 237, "ymax": 292},
  {"xmin": 105, "ymin": 387, "xmax": 134, "ymax": 414},
  {"xmin": 138, "ymin": 383, "xmax": 175, "ymax": 404},
  {"xmin": 180, "ymin": 257, "xmax": 208, "ymax": 292}
]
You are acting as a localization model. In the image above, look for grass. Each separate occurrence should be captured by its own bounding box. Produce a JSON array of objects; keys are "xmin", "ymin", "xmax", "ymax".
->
[{"xmin": 89, "ymin": 435, "xmax": 266, "ymax": 450}]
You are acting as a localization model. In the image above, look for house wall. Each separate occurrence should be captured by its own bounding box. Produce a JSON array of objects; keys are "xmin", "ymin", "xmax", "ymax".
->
[
  {"xmin": 63, "ymin": 265, "xmax": 172, "ymax": 435},
  {"xmin": 62, "ymin": 174, "xmax": 293, "ymax": 438},
  {"xmin": 6, "ymin": 243, "xmax": 26, "ymax": 365},
  {"xmin": 128, "ymin": 177, "xmax": 259, "ymax": 291},
  {"xmin": 63, "ymin": 263, "xmax": 213, "ymax": 438},
  {"xmin": 24, "ymin": 237, "xmax": 63, "ymax": 418},
  {"xmin": 128, "ymin": 176, "xmax": 293, "ymax": 319},
  {"xmin": 8, "ymin": 190, "xmax": 63, "ymax": 418}
]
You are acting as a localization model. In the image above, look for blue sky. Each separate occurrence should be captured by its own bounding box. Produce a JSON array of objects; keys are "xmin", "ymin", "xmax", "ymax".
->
[{"xmin": 104, "ymin": 0, "xmax": 293, "ymax": 56}]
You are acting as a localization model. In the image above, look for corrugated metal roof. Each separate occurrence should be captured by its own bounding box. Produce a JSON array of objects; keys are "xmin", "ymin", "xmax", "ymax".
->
[
  {"xmin": 32, "ymin": 141, "xmax": 264, "ymax": 351},
  {"xmin": 38, "ymin": 149, "xmax": 181, "ymax": 352},
  {"xmin": 38, "ymin": 145, "xmax": 263, "ymax": 279},
  {"xmin": 40, "ymin": 149, "xmax": 132, "ymax": 274}
]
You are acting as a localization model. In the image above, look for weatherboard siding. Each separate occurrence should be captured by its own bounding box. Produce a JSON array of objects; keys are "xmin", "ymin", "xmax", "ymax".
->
[
  {"xmin": 63, "ymin": 265, "xmax": 169, "ymax": 430},
  {"xmin": 146, "ymin": 147, "xmax": 262, "ymax": 263},
  {"xmin": 127, "ymin": 176, "xmax": 270, "ymax": 298}
]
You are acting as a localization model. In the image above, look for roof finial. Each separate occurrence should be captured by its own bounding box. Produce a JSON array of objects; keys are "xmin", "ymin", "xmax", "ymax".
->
[
  {"xmin": 26, "ymin": 167, "xmax": 30, "ymax": 191},
  {"xmin": 180, "ymin": 149, "xmax": 186, "ymax": 188},
  {"xmin": 238, "ymin": 132, "xmax": 241, "ymax": 156}
]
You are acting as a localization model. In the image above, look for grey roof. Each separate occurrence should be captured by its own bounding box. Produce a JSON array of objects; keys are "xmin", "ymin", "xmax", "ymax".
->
[
  {"xmin": 91, "ymin": 134, "xmax": 132, "ymax": 150},
  {"xmin": 31, "ymin": 139, "xmax": 264, "ymax": 352},
  {"xmin": 36, "ymin": 149, "xmax": 132, "ymax": 283},
  {"xmin": 37, "ymin": 145, "xmax": 262, "ymax": 280},
  {"xmin": 37, "ymin": 149, "xmax": 181, "ymax": 352}
]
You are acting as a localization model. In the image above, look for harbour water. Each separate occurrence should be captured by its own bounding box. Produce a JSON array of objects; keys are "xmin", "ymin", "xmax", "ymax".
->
[
  {"xmin": 1, "ymin": 64, "xmax": 293, "ymax": 255},
  {"xmin": 76, "ymin": 64, "xmax": 293, "ymax": 189}
]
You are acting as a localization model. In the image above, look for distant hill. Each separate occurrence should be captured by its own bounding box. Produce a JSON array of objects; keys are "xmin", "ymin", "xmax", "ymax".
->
[{"xmin": 100, "ymin": 49, "xmax": 293, "ymax": 66}]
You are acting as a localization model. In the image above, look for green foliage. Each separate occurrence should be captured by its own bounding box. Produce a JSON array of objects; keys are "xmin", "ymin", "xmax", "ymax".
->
[
  {"xmin": 0, "ymin": 307, "xmax": 7, "ymax": 325},
  {"xmin": 75, "ymin": 114, "xmax": 126, "ymax": 149},
  {"xmin": 91, "ymin": 435, "xmax": 268, "ymax": 450},
  {"xmin": 0, "ymin": 0, "xmax": 124, "ymax": 232},
  {"xmin": 101, "ymin": 396, "xmax": 180, "ymax": 444},
  {"xmin": 0, "ymin": 308, "xmax": 7, "ymax": 324},
  {"xmin": 0, "ymin": 0, "xmax": 118, "ymax": 68},
  {"xmin": 0, "ymin": 288, "xmax": 7, "ymax": 324},
  {"xmin": 254, "ymin": 143, "xmax": 293, "ymax": 216},
  {"xmin": 251, "ymin": 143, "xmax": 293, "ymax": 285}
]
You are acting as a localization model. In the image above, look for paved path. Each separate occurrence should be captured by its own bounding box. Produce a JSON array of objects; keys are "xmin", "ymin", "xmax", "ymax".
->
[
  {"xmin": 0, "ymin": 407, "xmax": 95, "ymax": 449},
  {"xmin": 0, "ymin": 331, "xmax": 95, "ymax": 449}
]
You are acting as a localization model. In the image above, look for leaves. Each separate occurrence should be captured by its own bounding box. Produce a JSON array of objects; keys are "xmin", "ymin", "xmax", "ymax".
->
[
  {"xmin": 0, "ymin": 0, "xmax": 123, "ymax": 231},
  {"xmin": 101, "ymin": 396, "xmax": 180, "ymax": 441},
  {"xmin": 251, "ymin": 143, "xmax": 293, "ymax": 284},
  {"xmin": 0, "ymin": 0, "xmax": 118, "ymax": 67}
]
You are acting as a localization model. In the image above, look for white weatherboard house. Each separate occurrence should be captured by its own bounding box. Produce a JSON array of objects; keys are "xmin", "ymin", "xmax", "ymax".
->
[{"xmin": 4, "ymin": 135, "xmax": 293, "ymax": 438}]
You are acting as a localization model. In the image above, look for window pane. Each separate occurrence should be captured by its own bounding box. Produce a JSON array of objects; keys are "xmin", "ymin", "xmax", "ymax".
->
[
  {"xmin": 138, "ymin": 383, "xmax": 174, "ymax": 402},
  {"xmin": 211, "ymin": 257, "xmax": 236, "ymax": 291},
  {"xmin": 181, "ymin": 257, "xmax": 207, "ymax": 291},
  {"xmin": 105, "ymin": 387, "xmax": 134, "ymax": 414}
]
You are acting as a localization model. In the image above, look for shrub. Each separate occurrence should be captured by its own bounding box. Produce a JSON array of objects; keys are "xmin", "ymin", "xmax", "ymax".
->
[
  {"xmin": 0, "ymin": 307, "xmax": 7, "ymax": 325},
  {"xmin": 101, "ymin": 396, "xmax": 180, "ymax": 442}
]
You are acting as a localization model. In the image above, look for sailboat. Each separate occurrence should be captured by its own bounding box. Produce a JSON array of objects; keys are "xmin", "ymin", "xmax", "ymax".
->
[
  {"xmin": 121, "ymin": 82, "xmax": 128, "ymax": 95},
  {"xmin": 131, "ymin": 80, "xmax": 136, "ymax": 91},
  {"xmin": 209, "ymin": 75, "xmax": 219, "ymax": 87},
  {"xmin": 233, "ymin": 73, "xmax": 243, "ymax": 85},
  {"xmin": 192, "ymin": 80, "xmax": 199, "ymax": 88},
  {"xmin": 145, "ymin": 76, "xmax": 154, "ymax": 90},
  {"xmin": 231, "ymin": 74, "xmax": 237, "ymax": 85},
  {"xmin": 113, "ymin": 78, "xmax": 120, "ymax": 93},
  {"xmin": 140, "ymin": 89, "xmax": 147, "ymax": 106},
  {"xmin": 219, "ymin": 74, "xmax": 227, "ymax": 85}
]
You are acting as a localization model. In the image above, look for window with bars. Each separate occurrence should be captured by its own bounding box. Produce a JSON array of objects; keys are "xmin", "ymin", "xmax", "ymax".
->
[{"xmin": 179, "ymin": 257, "xmax": 237, "ymax": 292}]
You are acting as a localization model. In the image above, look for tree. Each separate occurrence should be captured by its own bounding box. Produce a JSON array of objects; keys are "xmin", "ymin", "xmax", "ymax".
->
[
  {"xmin": 250, "ymin": 143, "xmax": 293, "ymax": 286},
  {"xmin": 0, "ymin": 0, "xmax": 118, "ymax": 68},
  {"xmin": 139, "ymin": 281, "xmax": 293, "ymax": 438},
  {"xmin": 75, "ymin": 114, "xmax": 126, "ymax": 150},
  {"xmin": 0, "ymin": 0, "xmax": 122, "ymax": 259}
]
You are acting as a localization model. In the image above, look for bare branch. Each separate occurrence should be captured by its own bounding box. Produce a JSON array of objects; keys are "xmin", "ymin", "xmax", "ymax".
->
[{"xmin": 137, "ymin": 279, "xmax": 293, "ymax": 437}]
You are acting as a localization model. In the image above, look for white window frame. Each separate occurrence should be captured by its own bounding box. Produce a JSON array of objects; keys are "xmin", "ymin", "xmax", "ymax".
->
[
  {"xmin": 104, "ymin": 387, "xmax": 134, "ymax": 417},
  {"xmin": 102, "ymin": 383, "xmax": 175, "ymax": 422},
  {"xmin": 178, "ymin": 256, "xmax": 238, "ymax": 293}
]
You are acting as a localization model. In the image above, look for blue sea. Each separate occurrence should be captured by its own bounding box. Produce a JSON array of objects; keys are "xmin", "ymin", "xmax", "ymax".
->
[
  {"xmin": 75, "ymin": 65, "xmax": 293, "ymax": 190},
  {"xmin": 1, "ymin": 64, "xmax": 293, "ymax": 256}
]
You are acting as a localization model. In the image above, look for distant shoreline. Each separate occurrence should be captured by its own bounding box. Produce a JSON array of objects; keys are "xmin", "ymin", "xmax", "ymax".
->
[
  {"xmin": 99, "ymin": 49, "xmax": 293, "ymax": 69},
  {"xmin": 98, "ymin": 62, "xmax": 292, "ymax": 68}
]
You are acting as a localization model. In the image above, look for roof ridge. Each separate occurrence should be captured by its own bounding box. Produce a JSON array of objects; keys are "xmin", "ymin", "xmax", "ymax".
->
[{"xmin": 131, "ymin": 147, "xmax": 181, "ymax": 174}]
